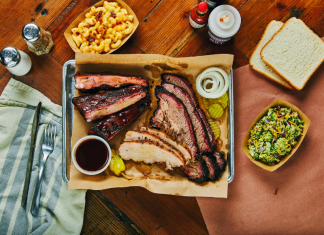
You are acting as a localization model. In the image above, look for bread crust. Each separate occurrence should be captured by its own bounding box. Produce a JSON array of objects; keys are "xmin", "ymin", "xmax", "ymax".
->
[
  {"xmin": 261, "ymin": 17, "xmax": 324, "ymax": 90},
  {"xmin": 250, "ymin": 20, "xmax": 278, "ymax": 67},
  {"xmin": 252, "ymin": 67, "xmax": 295, "ymax": 90},
  {"xmin": 250, "ymin": 21, "xmax": 294, "ymax": 90}
]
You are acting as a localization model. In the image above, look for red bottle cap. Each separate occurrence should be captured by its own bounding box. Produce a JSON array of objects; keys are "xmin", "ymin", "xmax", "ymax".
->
[{"xmin": 198, "ymin": 2, "xmax": 208, "ymax": 13}]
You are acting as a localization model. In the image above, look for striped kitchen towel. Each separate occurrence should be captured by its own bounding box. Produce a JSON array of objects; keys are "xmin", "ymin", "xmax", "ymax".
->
[{"xmin": 0, "ymin": 78, "xmax": 86, "ymax": 235}]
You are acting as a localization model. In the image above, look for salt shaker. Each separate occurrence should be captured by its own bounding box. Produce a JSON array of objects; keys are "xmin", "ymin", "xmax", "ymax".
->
[
  {"xmin": 208, "ymin": 5, "xmax": 241, "ymax": 45},
  {"xmin": 22, "ymin": 23, "xmax": 54, "ymax": 55},
  {"xmin": 0, "ymin": 47, "xmax": 32, "ymax": 76}
]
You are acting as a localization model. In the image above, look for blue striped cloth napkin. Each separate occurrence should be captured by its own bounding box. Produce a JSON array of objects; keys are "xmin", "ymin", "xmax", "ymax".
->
[{"xmin": 0, "ymin": 78, "xmax": 86, "ymax": 235}]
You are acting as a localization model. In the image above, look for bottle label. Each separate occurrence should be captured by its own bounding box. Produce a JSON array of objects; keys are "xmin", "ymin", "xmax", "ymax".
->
[
  {"xmin": 208, "ymin": 30, "xmax": 232, "ymax": 45},
  {"xmin": 189, "ymin": 16, "xmax": 205, "ymax": 29}
]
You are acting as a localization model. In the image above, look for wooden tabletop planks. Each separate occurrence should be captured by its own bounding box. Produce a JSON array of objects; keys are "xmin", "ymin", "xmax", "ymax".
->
[
  {"xmin": 1, "ymin": 0, "xmax": 324, "ymax": 234},
  {"xmin": 81, "ymin": 190, "xmax": 145, "ymax": 235},
  {"xmin": 101, "ymin": 187, "xmax": 209, "ymax": 234}
]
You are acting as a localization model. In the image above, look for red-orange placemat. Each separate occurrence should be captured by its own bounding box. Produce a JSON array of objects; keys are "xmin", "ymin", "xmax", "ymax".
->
[{"xmin": 197, "ymin": 63, "xmax": 324, "ymax": 234}]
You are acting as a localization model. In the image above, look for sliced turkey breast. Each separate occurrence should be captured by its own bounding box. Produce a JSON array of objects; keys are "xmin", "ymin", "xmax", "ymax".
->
[{"xmin": 119, "ymin": 141, "xmax": 184, "ymax": 170}]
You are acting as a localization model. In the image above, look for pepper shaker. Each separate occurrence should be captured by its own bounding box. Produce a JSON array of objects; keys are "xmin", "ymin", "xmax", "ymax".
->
[
  {"xmin": 203, "ymin": 0, "xmax": 223, "ymax": 10},
  {"xmin": 22, "ymin": 23, "xmax": 54, "ymax": 55},
  {"xmin": 0, "ymin": 47, "xmax": 32, "ymax": 76}
]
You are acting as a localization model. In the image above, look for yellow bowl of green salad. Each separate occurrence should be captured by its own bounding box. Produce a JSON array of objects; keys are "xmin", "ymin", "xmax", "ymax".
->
[{"xmin": 242, "ymin": 99, "xmax": 310, "ymax": 172}]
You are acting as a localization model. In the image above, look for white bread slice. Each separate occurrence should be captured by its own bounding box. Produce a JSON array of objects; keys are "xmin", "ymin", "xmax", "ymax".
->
[
  {"xmin": 250, "ymin": 21, "xmax": 293, "ymax": 89},
  {"xmin": 261, "ymin": 17, "xmax": 324, "ymax": 90}
]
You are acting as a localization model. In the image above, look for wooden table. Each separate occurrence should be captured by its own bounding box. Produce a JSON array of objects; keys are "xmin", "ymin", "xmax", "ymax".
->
[{"xmin": 1, "ymin": 0, "xmax": 323, "ymax": 234}]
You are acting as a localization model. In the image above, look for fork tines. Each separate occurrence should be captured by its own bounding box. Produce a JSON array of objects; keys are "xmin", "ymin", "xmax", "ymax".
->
[{"xmin": 44, "ymin": 124, "xmax": 57, "ymax": 147}]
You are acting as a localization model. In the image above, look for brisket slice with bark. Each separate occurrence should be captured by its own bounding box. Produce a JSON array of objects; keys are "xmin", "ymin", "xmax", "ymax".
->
[
  {"xmin": 162, "ymin": 73, "xmax": 199, "ymax": 104},
  {"xmin": 72, "ymin": 85, "xmax": 147, "ymax": 122},
  {"xmin": 74, "ymin": 74, "xmax": 148, "ymax": 92},
  {"xmin": 202, "ymin": 155, "xmax": 222, "ymax": 181},
  {"xmin": 149, "ymin": 88, "xmax": 198, "ymax": 158},
  {"xmin": 88, "ymin": 96, "xmax": 151, "ymax": 141},
  {"xmin": 161, "ymin": 73, "xmax": 217, "ymax": 149},
  {"xmin": 180, "ymin": 159, "xmax": 208, "ymax": 184},
  {"xmin": 197, "ymin": 108, "xmax": 217, "ymax": 148},
  {"xmin": 213, "ymin": 151, "xmax": 227, "ymax": 172},
  {"xmin": 162, "ymin": 82, "xmax": 212, "ymax": 154},
  {"xmin": 181, "ymin": 152, "xmax": 226, "ymax": 183}
]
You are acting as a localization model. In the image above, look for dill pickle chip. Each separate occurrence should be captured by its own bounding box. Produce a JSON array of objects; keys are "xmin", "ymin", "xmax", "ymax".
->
[
  {"xmin": 216, "ymin": 93, "xmax": 228, "ymax": 108},
  {"xmin": 207, "ymin": 93, "xmax": 228, "ymax": 109},
  {"xmin": 208, "ymin": 98, "xmax": 218, "ymax": 106},
  {"xmin": 208, "ymin": 104, "xmax": 224, "ymax": 119},
  {"xmin": 208, "ymin": 119, "xmax": 220, "ymax": 139},
  {"xmin": 203, "ymin": 97, "xmax": 210, "ymax": 110}
]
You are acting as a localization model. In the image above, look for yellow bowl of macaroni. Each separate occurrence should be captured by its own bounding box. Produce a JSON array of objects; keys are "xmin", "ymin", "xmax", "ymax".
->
[{"xmin": 64, "ymin": 0, "xmax": 138, "ymax": 54}]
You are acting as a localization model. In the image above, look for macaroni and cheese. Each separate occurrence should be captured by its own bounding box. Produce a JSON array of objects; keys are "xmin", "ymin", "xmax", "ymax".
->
[{"xmin": 71, "ymin": 1, "xmax": 135, "ymax": 54}]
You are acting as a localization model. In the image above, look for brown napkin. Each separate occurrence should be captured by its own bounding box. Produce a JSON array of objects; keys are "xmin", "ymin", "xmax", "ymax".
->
[{"xmin": 197, "ymin": 64, "xmax": 324, "ymax": 234}]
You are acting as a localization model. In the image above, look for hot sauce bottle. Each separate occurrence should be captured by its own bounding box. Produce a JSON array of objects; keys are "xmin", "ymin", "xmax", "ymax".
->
[{"xmin": 189, "ymin": 2, "xmax": 210, "ymax": 29}]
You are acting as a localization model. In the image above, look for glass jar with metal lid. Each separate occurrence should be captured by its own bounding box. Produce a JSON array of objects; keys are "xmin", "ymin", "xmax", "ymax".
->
[
  {"xmin": 0, "ymin": 47, "xmax": 32, "ymax": 76},
  {"xmin": 22, "ymin": 23, "xmax": 54, "ymax": 55}
]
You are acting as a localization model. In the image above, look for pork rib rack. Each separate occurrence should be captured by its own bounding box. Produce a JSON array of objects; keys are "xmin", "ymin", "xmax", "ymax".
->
[
  {"xmin": 149, "ymin": 88, "xmax": 198, "ymax": 158},
  {"xmin": 88, "ymin": 96, "xmax": 151, "ymax": 141},
  {"xmin": 74, "ymin": 74, "xmax": 148, "ymax": 92},
  {"xmin": 72, "ymin": 85, "xmax": 147, "ymax": 122}
]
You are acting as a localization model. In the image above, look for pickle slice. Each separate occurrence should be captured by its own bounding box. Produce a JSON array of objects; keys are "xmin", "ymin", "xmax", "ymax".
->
[
  {"xmin": 208, "ymin": 119, "xmax": 220, "ymax": 139},
  {"xmin": 203, "ymin": 97, "xmax": 209, "ymax": 110},
  {"xmin": 216, "ymin": 93, "xmax": 228, "ymax": 109},
  {"xmin": 208, "ymin": 104, "xmax": 224, "ymax": 119}
]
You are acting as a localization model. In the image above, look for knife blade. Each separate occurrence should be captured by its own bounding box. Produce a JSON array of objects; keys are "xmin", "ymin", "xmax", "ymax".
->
[{"xmin": 21, "ymin": 102, "xmax": 42, "ymax": 208}]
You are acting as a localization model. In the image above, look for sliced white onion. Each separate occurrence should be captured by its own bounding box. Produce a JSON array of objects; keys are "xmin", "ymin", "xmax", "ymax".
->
[{"xmin": 196, "ymin": 67, "xmax": 229, "ymax": 98}]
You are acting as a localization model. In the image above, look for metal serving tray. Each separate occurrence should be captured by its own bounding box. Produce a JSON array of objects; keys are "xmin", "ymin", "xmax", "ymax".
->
[{"xmin": 62, "ymin": 59, "xmax": 234, "ymax": 185}]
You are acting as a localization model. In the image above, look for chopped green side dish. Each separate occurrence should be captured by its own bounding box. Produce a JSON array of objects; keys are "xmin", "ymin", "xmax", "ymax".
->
[{"xmin": 248, "ymin": 106, "xmax": 304, "ymax": 165}]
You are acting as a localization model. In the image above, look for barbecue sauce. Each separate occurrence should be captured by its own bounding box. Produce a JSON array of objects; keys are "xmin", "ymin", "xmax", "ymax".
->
[{"xmin": 76, "ymin": 139, "xmax": 109, "ymax": 171}]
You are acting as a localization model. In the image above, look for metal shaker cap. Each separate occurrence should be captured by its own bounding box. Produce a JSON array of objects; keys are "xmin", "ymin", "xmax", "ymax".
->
[
  {"xmin": 0, "ymin": 47, "xmax": 20, "ymax": 68},
  {"xmin": 22, "ymin": 23, "xmax": 41, "ymax": 42}
]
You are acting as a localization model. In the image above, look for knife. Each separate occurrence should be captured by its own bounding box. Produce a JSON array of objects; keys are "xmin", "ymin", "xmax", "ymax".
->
[{"xmin": 21, "ymin": 102, "xmax": 42, "ymax": 208}]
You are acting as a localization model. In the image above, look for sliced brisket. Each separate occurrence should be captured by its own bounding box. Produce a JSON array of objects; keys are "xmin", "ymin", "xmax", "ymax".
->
[
  {"xmin": 162, "ymin": 82, "xmax": 212, "ymax": 154},
  {"xmin": 161, "ymin": 73, "xmax": 217, "ymax": 149},
  {"xmin": 180, "ymin": 159, "xmax": 208, "ymax": 184},
  {"xmin": 161, "ymin": 73, "xmax": 199, "ymax": 104},
  {"xmin": 214, "ymin": 151, "xmax": 227, "ymax": 172},
  {"xmin": 197, "ymin": 108, "xmax": 217, "ymax": 148},
  {"xmin": 202, "ymin": 155, "xmax": 222, "ymax": 181},
  {"xmin": 149, "ymin": 88, "xmax": 198, "ymax": 158},
  {"xmin": 72, "ymin": 85, "xmax": 147, "ymax": 122}
]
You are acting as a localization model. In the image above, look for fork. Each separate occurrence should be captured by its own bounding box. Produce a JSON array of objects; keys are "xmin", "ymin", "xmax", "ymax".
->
[{"xmin": 31, "ymin": 124, "xmax": 56, "ymax": 216}]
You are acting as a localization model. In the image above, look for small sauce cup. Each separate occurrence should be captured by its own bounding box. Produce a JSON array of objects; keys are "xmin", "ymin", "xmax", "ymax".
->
[{"xmin": 72, "ymin": 135, "xmax": 111, "ymax": 175}]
